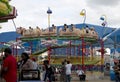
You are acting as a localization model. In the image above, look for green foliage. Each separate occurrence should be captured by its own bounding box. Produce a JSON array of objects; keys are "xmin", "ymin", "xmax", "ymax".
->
[
  {"xmin": 0, "ymin": 0, "xmax": 12, "ymax": 16},
  {"xmin": 0, "ymin": 20, "xmax": 8, "ymax": 23}
]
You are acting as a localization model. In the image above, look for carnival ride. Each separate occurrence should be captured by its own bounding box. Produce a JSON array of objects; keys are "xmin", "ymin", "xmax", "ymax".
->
[
  {"xmin": 0, "ymin": 1, "xmax": 103, "ymax": 66},
  {"xmin": 15, "ymin": 24, "xmax": 102, "ymax": 65},
  {"xmin": 16, "ymin": 25, "xmax": 98, "ymax": 39},
  {"xmin": 0, "ymin": 1, "xmax": 119, "ymax": 81}
]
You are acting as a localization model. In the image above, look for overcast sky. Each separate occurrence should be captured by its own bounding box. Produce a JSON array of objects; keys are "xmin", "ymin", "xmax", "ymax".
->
[{"xmin": 0, "ymin": 0, "xmax": 120, "ymax": 33}]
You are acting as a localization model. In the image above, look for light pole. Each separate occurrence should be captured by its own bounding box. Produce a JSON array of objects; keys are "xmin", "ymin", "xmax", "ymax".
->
[
  {"xmin": 100, "ymin": 15, "xmax": 107, "ymax": 27},
  {"xmin": 47, "ymin": 7, "xmax": 52, "ymax": 29},
  {"xmin": 80, "ymin": 9, "xmax": 86, "ymax": 24},
  {"xmin": 100, "ymin": 15, "xmax": 107, "ymax": 37},
  {"xmin": 47, "ymin": 7, "xmax": 52, "ymax": 63},
  {"xmin": 100, "ymin": 15, "xmax": 107, "ymax": 72},
  {"xmin": 80, "ymin": 9, "xmax": 86, "ymax": 70}
]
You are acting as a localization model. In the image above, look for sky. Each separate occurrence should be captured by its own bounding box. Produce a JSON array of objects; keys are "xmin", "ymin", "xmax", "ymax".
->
[{"xmin": 0, "ymin": 0, "xmax": 120, "ymax": 33}]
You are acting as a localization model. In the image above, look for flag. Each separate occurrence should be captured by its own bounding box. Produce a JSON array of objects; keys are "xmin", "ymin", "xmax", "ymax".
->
[
  {"xmin": 100, "ymin": 17, "xmax": 105, "ymax": 21},
  {"xmin": 80, "ymin": 9, "xmax": 85, "ymax": 16},
  {"xmin": 101, "ymin": 21, "xmax": 107, "ymax": 27},
  {"xmin": 80, "ymin": 12, "xmax": 85, "ymax": 16}
]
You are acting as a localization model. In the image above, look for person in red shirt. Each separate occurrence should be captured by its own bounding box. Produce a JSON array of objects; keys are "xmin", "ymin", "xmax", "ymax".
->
[{"xmin": 1, "ymin": 47, "xmax": 17, "ymax": 82}]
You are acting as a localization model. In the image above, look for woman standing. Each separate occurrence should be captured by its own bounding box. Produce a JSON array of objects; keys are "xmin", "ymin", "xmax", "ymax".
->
[
  {"xmin": 19, "ymin": 52, "xmax": 34, "ymax": 70},
  {"xmin": 18, "ymin": 52, "xmax": 34, "ymax": 81}
]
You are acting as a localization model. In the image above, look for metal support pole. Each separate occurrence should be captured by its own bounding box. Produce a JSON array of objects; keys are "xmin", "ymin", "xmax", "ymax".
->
[
  {"xmin": 48, "ymin": 14, "xmax": 50, "ymax": 29},
  {"xmin": 78, "ymin": 44, "xmax": 80, "ymax": 57},
  {"xmin": 12, "ymin": 45, "xmax": 14, "ymax": 56},
  {"xmin": 82, "ymin": 37, "xmax": 85, "ymax": 70},
  {"xmin": 74, "ymin": 40, "xmax": 76, "ymax": 56},
  {"xmin": 30, "ymin": 42, "xmax": 32, "ymax": 55},
  {"xmin": 12, "ymin": 19, "xmax": 17, "ymax": 30},
  {"xmin": 48, "ymin": 46, "xmax": 51, "ymax": 64},
  {"xmin": 47, "ymin": 7, "xmax": 52, "ymax": 63},
  {"xmin": 15, "ymin": 38, "xmax": 18, "ymax": 61},
  {"xmin": 90, "ymin": 44, "xmax": 93, "ymax": 60},
  {"xmin": 100, "ymin": 39, "xmax": 104, "ymax": 72},
  {"xmin": 67, "ymin": 45, "xmax": 69, "ymax": 58},
  {"xmin": 69, "ymin": 40, "xmax": 71, "ymax": 56}
]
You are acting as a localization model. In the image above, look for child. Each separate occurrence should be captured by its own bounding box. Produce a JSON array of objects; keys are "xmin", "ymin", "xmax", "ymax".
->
[{"xmin": 76, "ymin": 68, "xmax": 86, "ymax": 81}]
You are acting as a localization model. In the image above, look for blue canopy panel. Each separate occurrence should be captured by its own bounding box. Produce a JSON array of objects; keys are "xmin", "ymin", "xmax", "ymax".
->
[{"xmin": 106, "ymin": 28, "xmax": 120, "ymax": 48}]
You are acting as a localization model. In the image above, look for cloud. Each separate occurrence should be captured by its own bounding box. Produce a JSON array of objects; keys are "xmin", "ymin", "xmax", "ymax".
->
[
  {"xmin": 86, "ymin": 0, "xmax": 120, "ymax": 7},
  {"xmin": 0, "ymin": 0, "xmax": 120, "ymax": 33}
]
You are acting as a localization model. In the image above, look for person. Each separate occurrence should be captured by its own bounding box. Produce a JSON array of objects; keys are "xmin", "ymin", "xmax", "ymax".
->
[
  {"xmin": 64, "ymin": 59, "xmax": 67, "ymax": 65},
  {"xmin": 76, "ymin": 67, "xmax": 86, "ymax": 81},
  {"xmin": 113, "ymin": 62, "xmax": 120, "ymax": 82},
  {"xmin": 63, "ymin": 24, "xmax": 68, "ymax": 31},
  {"xmin": 70, "ymin": 24, "xmax": 75, "ymax": 31},
  {"xmin": 1, "ymin": 47, "xmax": 17, "ymax": 82},
  {"xmin": 60, "ymin": 61, "xmax": 66, "ymax": 82},
  {"xmin": 65, "ymin": 60, "xmax": 72, "ymax": 82},
  {"xmin": 18, "ymin": 52, "xmax": 34, "ymax": 81},
  {"xmin": 19, "ymin": 52, "xmax": 34, "ymax": 70},
  {"xmin": 31, "ymin": 57, "xmax": 38, "ymax": 69},
  {"xmin": 51, "ymin": 24, "xmax": 56, "ymax": 31},
  {"xmin": 40, "ymin": 65, "xmax": 46, "ymax": 81},
  {"xmin": 43, "ymin": 60, "xmax": 55, "ymax": 82}
]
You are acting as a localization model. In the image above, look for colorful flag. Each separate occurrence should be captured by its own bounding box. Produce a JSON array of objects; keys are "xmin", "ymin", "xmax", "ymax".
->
[
  {"xmin": 100, "ymin": 17, "xmax": 105, "ymax": 21},
  {"xmin": 101, "ymin": 21, "xmax": 107, "ymax": 27},
  {"xmin": 80, "ymin": 9, "xmax": 86, "ymax": 16},
  {"xmin": 80, "ymin": 12, "xmax": 85, "ymax": 16}
]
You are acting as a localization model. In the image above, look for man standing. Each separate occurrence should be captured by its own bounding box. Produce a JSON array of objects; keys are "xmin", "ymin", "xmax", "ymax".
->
[
  {"xmin": 113, "ymin": 62, "xmax": 120, "ymax": 82},
  {"xmin": 60, "ymin": 61, "xmax": 66, "ymax": 82},
  {"xmin": 1, "ymin": 47, "xmax": 17, "ymax": 82},
  {"xmin": 43, "ymin": 60, "xmax": 54, "ymax": 82},
  {"xmin": 65, "ymin": 61, "xmax": 72, "ymax": 82}
]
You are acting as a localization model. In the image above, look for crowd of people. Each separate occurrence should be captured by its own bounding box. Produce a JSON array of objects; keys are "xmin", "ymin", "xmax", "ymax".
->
[
  {"xmin": 3, "ymin": 47, "xmax": 120, "ymax": 82},
  {"xmin": 0, "ymin": 47, "xmax": 39, "ymax": 82},
  {"xmin": 0, "ymin": 47, "xmax": 87, "ymax": 82},
  {"xmin": 1, "ymin": 47, "xmax": 115, "ymax": 82}
]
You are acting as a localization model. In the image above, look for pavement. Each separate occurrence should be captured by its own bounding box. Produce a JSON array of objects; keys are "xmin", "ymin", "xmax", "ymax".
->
[
  {"xmin": 19, "ymin": 71, "xmax": 115, "ymax": 82},
  {"xmin": 56, "ymin": 76, "xmax": 113, "ymax": 82},
  {"xmin": 19, "ymin": 77, "xmax": 113, "ymax": 82},
  {"xmin": 55, "ymin": 71, "xmax": 114, "ymax": 82},
  {"xmin": 69, "ymin": 76, "xmax": 113, "ymax": 82}
]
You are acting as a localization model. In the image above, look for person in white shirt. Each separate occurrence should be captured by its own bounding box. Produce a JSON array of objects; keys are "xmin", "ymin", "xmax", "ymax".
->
[
  {"xmin": 32, "ymin": 58, "xmax": 38, "ymax": 69},
  {"xmin": 76, "ymin": 67, "xmax": 86, "ymax": 81},
  {"xmin": 65, "ymin": 61, "xmax": 72, "ymax": 82}
]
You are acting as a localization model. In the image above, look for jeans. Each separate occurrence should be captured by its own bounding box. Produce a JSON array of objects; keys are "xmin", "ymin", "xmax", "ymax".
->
[
  {"xmin": 44, "ymin": 72, "xmax": 52, "ymax": 82},
  {"xmin": 115, "ymin": 74, "xmax": 120, "ymax": 82},
  {"xmin": 66, "ymin": 75, "xmax": 71, "ymax": 82}
]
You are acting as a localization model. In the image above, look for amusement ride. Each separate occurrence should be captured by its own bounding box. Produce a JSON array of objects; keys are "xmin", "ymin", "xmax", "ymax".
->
[{"xmin": 0, "ymin": 1, "xmax": 106, "ymax": 71}]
